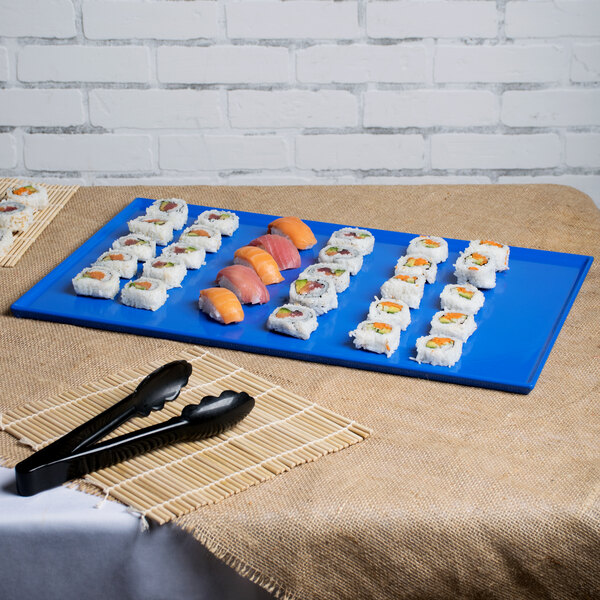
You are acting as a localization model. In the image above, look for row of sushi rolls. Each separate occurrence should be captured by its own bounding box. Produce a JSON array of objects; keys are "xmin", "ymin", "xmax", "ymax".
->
[
  {"xmin": 349, "ymin": 235, "xmax": 509, "ymax": 368},
  {"xmin": 0, "ymin": 183, "xmax": 50, "ymax": 256},
  {"xmin": 71, "ymin": 197, "xmax": 509, "ymax": 368}
]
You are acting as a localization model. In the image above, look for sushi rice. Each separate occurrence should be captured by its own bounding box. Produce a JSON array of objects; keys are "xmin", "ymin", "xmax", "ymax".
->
[
  {"xmin": 128, "ymin": 216, "xmax": 174, "ymax": 246},
  {"xmin": 380, "ymin": 273, "xmax": 425, "ymax": 309},
  {"xmin": 195, "ymin": 210, "xmax": 239, "ymax": 236},
  {"xmin": 439, "ymin": 283, "xmax": 485, "ymax": 315},
  {"xmin": 146, "ymin": 198, "xmax": 188, "ymax": 230},
  {"xmin": 415, "ymin": 335, "xmax": 463, "ymax": 367},
  {"xmin": 349, "ymin": 320, "xmax": 401, "ymax": 358},
  {"xmin": 178, "ymin": 225, "xmax": 222, "ymax": 253},
  {"xmin": 406, "ymin": 235, "xmax": 448, "ymax": 264},
  {"xmin": 160, "ymin": 243, "xmax": 206, "ymax": 270},
  {"xmin": 112, "ymin": 234, "xmax": 156, "ymax": 262},
  {"xmin": 267, "ymin": 304, "xmax": 319, "ymax": 340},
  {"xmin": 0, "ymin": 228, "xmax": 13, "ymax": 256},
  {"xmin": 289, "ymin": 277, "xmax": 337, "ymax": 316},
  {"xmin": 0, "ymin": 201, "xmax": 34, "ymax": 232},
  {"xmin": 429, "ymin": 310, "xmax": 477, "ymax": 342},
  {"xmin": 318, "ymin": 244, "xmax": 363, "ymax": 275},
  {"xmin": 454, "ymin": 251, "xmax": 496, "ymax": 289},
  {"xmin": 367, "ymin": 297, "xmax": 411, "ymax": 331},
  {"xmin": 465, "ymin": 239, "xmax": 510, "ymax": 272},
  {"xmin": 93, "ymin": 250, "xmax": 138, "ymax": 279},
  {"xmin": 395, "ymin": 255, "xmax": 437, "ymax": 284},
  {"xmin": 72, "ymin": 266, "xmax": 120, "ymax": 299},
  {"xmin": 142, "ymin": 257, "xmax": 187, "ymax": 288},
  {"xmin": 299, "ymin": 263, "xmax": 350, "ymax": 293},
  {"xmin": 327, "ymin": 227, "xmax": 375, "ymax": 256},
  {"xmin": 7, "ymin": 183, "xmax": 49, "ymax": 210},
  {"xmin": 121, "ymin": 277, "xmax": 168, "ymax": 311}
]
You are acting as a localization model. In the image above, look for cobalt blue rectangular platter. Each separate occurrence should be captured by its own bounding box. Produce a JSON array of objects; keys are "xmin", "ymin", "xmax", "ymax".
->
[{"xmin": 11, "ymin": 198, "xmax": 593, "ymax": 394}]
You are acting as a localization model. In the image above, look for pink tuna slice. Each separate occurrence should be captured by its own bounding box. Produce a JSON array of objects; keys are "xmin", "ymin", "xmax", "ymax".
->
[
  {"xmin": 248, "ymin": 234, "xmax": 301, "ymax": 270},
  {"xmin": 216, "ymin": 265, "xmax": 269, "ymax": 305}
]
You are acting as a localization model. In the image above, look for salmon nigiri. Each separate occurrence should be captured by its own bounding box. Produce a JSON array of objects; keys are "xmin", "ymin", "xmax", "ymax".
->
[
  {"xmin": 216, "ymin": 265, "xmax": 269, "ymax": 305},
  {"xmin": 267, "ymin": 216, "xmax": 317, "ymax": 250},
  {"xmin": 249, "ymin": 234, "xmax": 301, "ymax": 270},
  {"xmin": 199, "ymin": 287, "xmax": 244, "ymax": 324},
  {"xmin": 234, "ymin": 246, "xmax": 284, "ymax": 285}
]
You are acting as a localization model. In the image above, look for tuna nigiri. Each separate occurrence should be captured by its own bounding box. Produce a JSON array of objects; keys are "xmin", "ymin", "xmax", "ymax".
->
[
  {"xmin": 234, "ymin": 246, "xmax": 284, "ymax": 285},
  {"xmin": 249, "ymin": 234, "xmax": 301, "ymax": 270},
  {"xmin": 267, "ymin": 216, "xmax": 317, "ymax": 250},
  {"xmin": 199, "ymin": 287, "xmax": 244, "ymax": 324},
  {"xmin": 216, "ymin": 265, "xmax": 269, "ymax": 305}
]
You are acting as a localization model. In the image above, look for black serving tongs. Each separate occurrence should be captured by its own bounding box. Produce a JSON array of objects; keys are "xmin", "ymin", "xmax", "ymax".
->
[{"xmin": 15, "ymin": 360, "xmax": 255, "ymax": 496}]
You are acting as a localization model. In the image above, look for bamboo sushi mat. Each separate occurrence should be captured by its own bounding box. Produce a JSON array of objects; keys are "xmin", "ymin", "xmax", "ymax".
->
[
  {"xmin": 0, "ymin": 178, "xmax": 79, "ymax": 267},
  {"xmin": 0, "ymin": 347, "xmax": 371, "ymax": 524}
]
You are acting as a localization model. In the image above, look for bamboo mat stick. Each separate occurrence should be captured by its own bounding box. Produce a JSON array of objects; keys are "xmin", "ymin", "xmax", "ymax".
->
[{"xmin": 0, "ymin": 347, "xmax": 371, "ymax": 524}]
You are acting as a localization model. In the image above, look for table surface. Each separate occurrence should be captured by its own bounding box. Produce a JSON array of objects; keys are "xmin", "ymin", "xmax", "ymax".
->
[{"xmin": 1, "ymin": 183, "xmax": 599, "ymax": 600}]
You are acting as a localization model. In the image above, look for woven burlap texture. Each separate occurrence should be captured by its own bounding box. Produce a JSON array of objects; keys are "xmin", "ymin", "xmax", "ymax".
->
[{"xmin": 1, "ymin": 185, "xmax": 599, "ymax": 600}]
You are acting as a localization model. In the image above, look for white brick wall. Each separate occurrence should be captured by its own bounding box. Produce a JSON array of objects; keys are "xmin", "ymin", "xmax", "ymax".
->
[{"xmin": 0, "ymin": 0, "xmax": 598, "ymax": 207}]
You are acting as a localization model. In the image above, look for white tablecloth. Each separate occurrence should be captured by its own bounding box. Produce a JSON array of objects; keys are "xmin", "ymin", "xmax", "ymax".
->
[{"xmin": 0, "ymin": 467, "xmax": 272, "ymax": 600}]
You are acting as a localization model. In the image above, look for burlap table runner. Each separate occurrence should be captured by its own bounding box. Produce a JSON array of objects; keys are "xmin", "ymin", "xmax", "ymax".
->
[{"xmin": 1, "ymin": 185, "xmax": 598, "ymax": 599}]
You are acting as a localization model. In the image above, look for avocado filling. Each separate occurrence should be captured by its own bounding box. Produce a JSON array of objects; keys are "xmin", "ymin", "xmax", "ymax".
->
[
  {"xmin": 366, "ymin": 322, "xmax": 393, "ymax": 335},
  {"xmin": 439, "ymin": 313, "xmax": 467, "ymax": 325}
]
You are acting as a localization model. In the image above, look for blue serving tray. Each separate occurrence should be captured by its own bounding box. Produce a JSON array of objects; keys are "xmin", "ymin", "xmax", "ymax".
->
[{"xmin": 11, "ymin": 198, "xmax": 593, "ymax": 394}]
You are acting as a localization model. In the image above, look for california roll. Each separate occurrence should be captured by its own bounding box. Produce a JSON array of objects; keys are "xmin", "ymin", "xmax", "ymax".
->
[
  {"xmin": 367, "ymin": 297, "xmax": 411, "ymax": 331},
  {"xmin": 121, "ymin": 277, "xmax": 168, "ymax": 311},
  {"xmin": 349, "ymin": 320, "xmax": 401, "ymax": 358},
  {"xmin": 146, "ymin": 198, "xmax": 188, "ymax": 230},
  {"xmin": 415, "ymin": 336, "xmax": 463, "ymax": 367},
  {"xmin": 267, "ymin": 304, "xmax": 318, "ymax": 340},
  {"xmin": 195, "ymin": 209, "xmax": 239, "ymax": 236}
]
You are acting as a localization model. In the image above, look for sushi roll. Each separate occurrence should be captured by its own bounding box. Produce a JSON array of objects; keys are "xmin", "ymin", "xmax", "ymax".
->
[
  {"xmin": 7, "ymin": 183, "xmax": 49, "ymax": 211},
  {"xmin": 72, "ymin": 267, "xmax": 120, "ymax": 300},
  {"xmin": 199, "ymin": 287, "xmax": 244, "ymax": 324},
  {"xmin": 0, "ymin": 201, "xmax": 34, "ymax": 232},
  {"xmin": 93, "ymin": 250, "xmax": 138, "ymax": 279},
  {"xmin": 128, "ymin": 216, "xmax": 174, "ymax": 246},
  {"xmin": 195, "ymin": 209, "xmax": 239, "ymax": 236},
  {"xmin": 406, "ymin": 236, "xmax": 448, "ymax": 264},
  {"xmin": 249, "ymin": 234, "xmax": 301, "ymax": 270},
  {"xmin": 395, "ymin": 255, "xmax": 437, "ymax": 284},
  {"xmin": 268, "ymin": 216, "xmax": 317, "ymax": 250},
  {"xmin": 327, "ymin": 227, "xmax": 375, "ymax": 256},
  {"xmin": 112, "ymin": 234, "xmax": 156, "ymax": 262},
  {"xmin": 349, "ymin": 321, "xmax": 401, "ymax": 358},
  {"xmin": 289, "ymin": 277, "xmax": 337, "ymax": 316},
  {"xmin": 454, "ymin": 251, "xmax": 496, "ymax": 289},
  {"xmin": 415, "ymin": 336, "xmax": 463, "ymax": 367},
  {"xmin": 234, "ymin": 246, "xmax": 284, "ymax": 285},
  {"xmin": 300, "ymin": 263, "xmax": 350, "ymax": 293},
  {"xmin": 146, "ymin": 198, "xmax": 188, "ymax": 230},
  {"xmin": 318, "ymin": 244, "xmax": 363, "ymax": 276},
  {"xmin": 465, "ymin": 239, "xmax": 510, "ymax": 271},
  {"xmin": 178, "ymin": 225, "xmax": 221, "ymax": 253},
  {"xmin": 367, "ymin": 297, "xmax": 411, "ymax": 331},
  {"xmin": 429, "ymin": 311, "xmax": 477, "ymax": 342},
  {"xmin": 439, "ymin": 283, "xmax": 485, "ymax": 316},
  {"xmin": 160, "ymin": 243, "xmax": 206, "ymax": 270},
  {"xmin": 121, "ymin": 277, "xmax": 168, "ymax": 311},
  {"xmin": 0, "ymin": 229, "xmax": 13, "ymax": 256},
  {"xmin": 142, "ymin": 257, "xmax": 187, "ymax": 289},
  {"xmin": 216, "ymin": 265, "xmax": 269, "ymax": 305},
  {"xmin": 267, "ymin": 304, "xmax": 319, "ymax": 340},
  {"xmin": 380, "ymin": 274, "xmax": 425, "ymax": 310}
]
